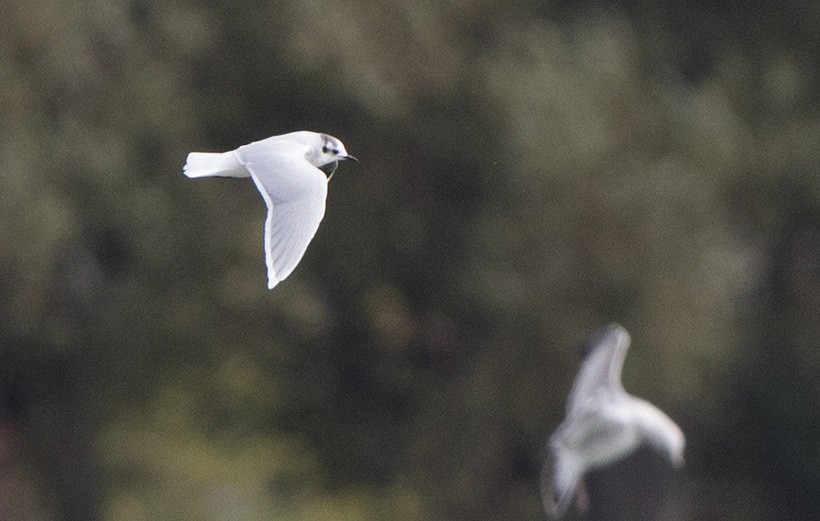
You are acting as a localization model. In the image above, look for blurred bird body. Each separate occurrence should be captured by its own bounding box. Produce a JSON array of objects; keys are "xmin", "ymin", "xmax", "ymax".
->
[
  {"xmin": 183, "ymin": 131, "xmax": 357, "ymax": 289},
  {"xmin": 542, "ymin": 324, "xmax": 685, "ymax": 517}
]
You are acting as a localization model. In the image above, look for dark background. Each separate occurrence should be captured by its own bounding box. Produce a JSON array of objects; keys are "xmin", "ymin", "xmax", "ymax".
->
[{"xmin": 1, "ymin": 1, "xmax": 819, "ymax": 520}]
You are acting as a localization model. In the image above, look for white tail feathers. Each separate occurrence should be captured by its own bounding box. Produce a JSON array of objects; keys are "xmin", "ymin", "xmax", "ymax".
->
[{"xmin": 183, "ymin": 151, "xmax": 248, "ymax": 179}]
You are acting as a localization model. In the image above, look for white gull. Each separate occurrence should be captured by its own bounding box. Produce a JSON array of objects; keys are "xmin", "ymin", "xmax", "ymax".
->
[
  {"xmin": 183, "ymin": 131, "xmax": 357, "ymax": 290},
  {"xmin": 541, "ymin": 323, "xmax": 685, "ymax": 517}
]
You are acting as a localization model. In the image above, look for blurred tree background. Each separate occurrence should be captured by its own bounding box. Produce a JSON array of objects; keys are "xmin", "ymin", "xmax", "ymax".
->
[{"xmin": 1, "ymin": 0, "xmax": 819, "ymax": 520}]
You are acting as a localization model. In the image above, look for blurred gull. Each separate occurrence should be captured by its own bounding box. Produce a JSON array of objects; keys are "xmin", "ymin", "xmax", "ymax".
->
[
  {"xmin": 184, "ymin": 131, "xmax": 357, "ymax": 289},
  {"xmin": 541, "ymin": 323, "xmax": 685, "ymax": 518}
]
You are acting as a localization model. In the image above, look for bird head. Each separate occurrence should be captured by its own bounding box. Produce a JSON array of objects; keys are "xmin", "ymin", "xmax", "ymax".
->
[{"xmin": 315, "ymin": 133, "xmax": 357, "ymax": 167}]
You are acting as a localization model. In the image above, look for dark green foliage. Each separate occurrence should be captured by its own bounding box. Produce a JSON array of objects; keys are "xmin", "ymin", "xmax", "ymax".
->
[{"xmin": 1, "ymin": 1, "xmax": 818, "ymax": 519}]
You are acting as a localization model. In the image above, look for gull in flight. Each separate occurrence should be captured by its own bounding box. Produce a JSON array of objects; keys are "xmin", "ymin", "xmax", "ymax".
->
[
  {"xmin": 541, "ymin": 323, "xmax": 685, "ymax": 518},
  {"xmin": 183, "ymin": 131, "xmax": 357, "ymax": 289}
]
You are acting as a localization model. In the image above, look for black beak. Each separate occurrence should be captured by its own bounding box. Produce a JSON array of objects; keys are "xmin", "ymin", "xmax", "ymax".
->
[{"xmin": 342, "ymin": 155, "xmax": 359, "ymax": 163}]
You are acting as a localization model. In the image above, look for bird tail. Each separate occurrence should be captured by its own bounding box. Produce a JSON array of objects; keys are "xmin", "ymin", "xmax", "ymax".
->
[{"xmin": 183, "ymin": 151, "xmax": 247, "ymax": 178}]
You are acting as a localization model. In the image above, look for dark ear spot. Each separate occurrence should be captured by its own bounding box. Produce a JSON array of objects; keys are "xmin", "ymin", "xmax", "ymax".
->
[{"xmin": 322, "ymin": 145, "xmax": 329, "ymax": 153}]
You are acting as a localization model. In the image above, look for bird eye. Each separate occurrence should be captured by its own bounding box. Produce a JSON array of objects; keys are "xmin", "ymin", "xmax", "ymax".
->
[{"xmin": 332, "ymin": 149, "xmax": 339, "ymax": 155}]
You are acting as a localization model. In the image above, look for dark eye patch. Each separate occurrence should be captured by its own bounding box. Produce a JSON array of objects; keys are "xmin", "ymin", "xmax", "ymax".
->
[{"xmin": 322, "ymin": 145, "xmax": 329, "ymax": 153}]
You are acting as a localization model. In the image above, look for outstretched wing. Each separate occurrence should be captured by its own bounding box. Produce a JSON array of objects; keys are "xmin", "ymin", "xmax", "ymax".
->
[
  {"xmin": 565, "ymin": 323, "xmax": 630, "ymax": 417},
  {"xmin": 237, "ymin": 141, "xmax": 328, "ymax": 289}
]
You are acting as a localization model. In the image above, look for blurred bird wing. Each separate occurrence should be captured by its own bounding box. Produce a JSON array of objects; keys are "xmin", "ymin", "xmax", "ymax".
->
[
  {"xmin": 566, "ymin": 323, "xmax": 630, "ymax": 417},
  {"xmin": 541, "ymin": 442, "xmax": 583, "ymax": 518},
  {"xmin": 237, "ymin": 142, "xmax": 328, "ymax": 289}
]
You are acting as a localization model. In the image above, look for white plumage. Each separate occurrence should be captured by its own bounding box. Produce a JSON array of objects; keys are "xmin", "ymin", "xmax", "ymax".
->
[
  {"xmin": 183, "ymin": 131, "xmax": 357, "ymax": 289},
  {"xmin": 541, "ymin": 323, "xmax": 685, "ymax": 517}
]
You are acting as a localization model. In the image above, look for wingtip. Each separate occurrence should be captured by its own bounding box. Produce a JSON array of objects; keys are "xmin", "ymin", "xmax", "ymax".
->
[
  {"xmin": 540, "ymin": 452, "xmax": 568, "ymax": 519},
  {"xmin": 607, "ymin": 323, "xmax": 630, "ymax": 347},
  {"xmin": 604, "ymin": 322, "xmax": 628, "ymax": 336},
  {"xmin": 266, "ymin": 258, "xmax": 279, "ymax": 290},
  {"xmin": 581, "ymin": 323, "xmax": 629, "ymax": 356},
  {"xmin": 267, "ymin": 272, "xmax": 283, "ymax": 290}
]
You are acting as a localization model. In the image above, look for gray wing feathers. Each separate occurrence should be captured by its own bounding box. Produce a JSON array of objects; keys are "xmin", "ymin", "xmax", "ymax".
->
[
  {"xmin": 269, "ymin": 200, "xmax": 324, "ymax": 280},
  {"xmin": 566, "ymin": 323, "xmax": 630, "ymax": 417},
  {"xmin": 605, "ymin": 326, "xmax": 630, "ymax": 392},
  {"xmin": 241, "ymin": 147, "xmax": 328, "ymax": 290}
]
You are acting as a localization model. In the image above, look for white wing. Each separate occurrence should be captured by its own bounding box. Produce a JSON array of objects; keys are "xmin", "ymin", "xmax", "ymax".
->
[
  {"xmin": 236, "ymin": 140, "xmax": 329, "ymax": 289},
  {"xmin": 565, "ymin": 323, "xmax": 630, "ymax": 417}
]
